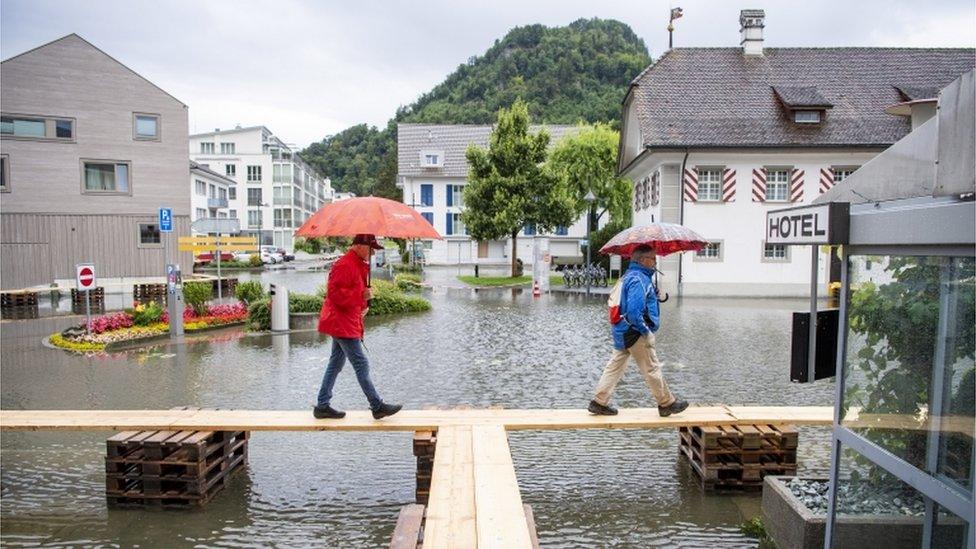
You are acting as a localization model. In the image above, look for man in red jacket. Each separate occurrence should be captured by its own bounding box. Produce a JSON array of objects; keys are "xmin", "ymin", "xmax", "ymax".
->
[{"xmin": 314, "ymin": 234, "xmax": 402, "ymax": 420}]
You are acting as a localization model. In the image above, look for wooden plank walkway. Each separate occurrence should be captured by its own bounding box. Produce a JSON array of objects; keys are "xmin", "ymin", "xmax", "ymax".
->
[{"xmin": 0, "ymin": 406, "xmax": 832, "ymax": 432}]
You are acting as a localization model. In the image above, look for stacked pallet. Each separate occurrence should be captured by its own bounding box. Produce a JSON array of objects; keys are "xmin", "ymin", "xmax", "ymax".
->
[
  {"xmin": 133, "ymin": 283, "xmax": 167, "ymax": 305},
  {"xmin": 105, "ymin": 428, "xmax": 248, "ymax": 508},
  {"xmin": 679, "ymin": 424, "xmax": 797, "ymax": 492},
  {"xmin": 413, "ymin": 430, "xmax": 436, "ymax": 505},
  {"xmin": 71, "ymin": 287, "xmax": 105, "ymax": 314},
  {"xmin": 212, "ymin": 278, "xmax": 238, "ymax": 297},
  {"xmin": 1, "ymin": 291, "xmax": 39, "ymax": 319}
]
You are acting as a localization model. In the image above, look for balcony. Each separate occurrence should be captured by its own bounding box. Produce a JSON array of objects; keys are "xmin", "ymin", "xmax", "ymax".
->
[{"xmin": 207, "ymin": 198, "xmax": 229, "ymax": 209}]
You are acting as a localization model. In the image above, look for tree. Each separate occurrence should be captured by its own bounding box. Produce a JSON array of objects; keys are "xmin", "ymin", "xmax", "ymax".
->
[
  {"xmin": 463, "ymin": 99, "xmax": 576, "ymax": 276},
  {"xmin": 547, "ymin": 123, "xmax": 632, "ymax": 229}
]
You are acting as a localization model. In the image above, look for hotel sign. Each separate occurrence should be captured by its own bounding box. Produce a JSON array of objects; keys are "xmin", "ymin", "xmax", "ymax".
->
[{"xmin": 766, "ymin": 202, "xmax": 849, "ymax": 245}]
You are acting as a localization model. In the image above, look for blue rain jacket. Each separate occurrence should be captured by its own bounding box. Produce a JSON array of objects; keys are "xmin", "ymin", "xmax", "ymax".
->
[{"xmin": 611, "ymin": 262, "xmax": 659, "ymax": 350}]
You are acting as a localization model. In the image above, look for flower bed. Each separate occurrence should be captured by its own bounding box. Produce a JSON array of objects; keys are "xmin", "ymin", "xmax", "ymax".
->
[{"xmin": 49, "ymin": 302, "xmax": 249, "ymax": 353}]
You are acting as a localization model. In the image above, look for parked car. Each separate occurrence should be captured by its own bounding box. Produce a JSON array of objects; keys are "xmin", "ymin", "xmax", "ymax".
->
[
  {"xmin": 232, "ymin": 251, "xmax": 252, "ymax": 263},
  {"xmin": 260, "ymin": 247, "xmax": 284, "ymax": 264},
  {"xmin": 271, "ymin": 247, "xmax": 295, "ymax": 262}
]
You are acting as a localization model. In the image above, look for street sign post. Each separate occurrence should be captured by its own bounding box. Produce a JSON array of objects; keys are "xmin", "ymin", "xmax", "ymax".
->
[
  {"xmin": 158, "ymin": 208, "xmax": 173, "ymax": 233},
  {"xmin": 75, "ymin": 263, "xmax": 96, "ymax": 334}
]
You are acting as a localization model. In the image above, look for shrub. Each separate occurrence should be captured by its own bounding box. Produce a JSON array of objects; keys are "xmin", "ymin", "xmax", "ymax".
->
[
  {"xmin": 368, "ymin": 280, "xmax": 431, "ymax": 316},
  {"xmin": 49, "ymin": 333, "xmax": 106, "ymax": 353},
  {"xmin": 294, "ymin": 237, "xmax": 322, "ymax": 254},
  {"xmin": 182, "ymin": 281, "xmax": 212, "ymax": 315},
  {"xmin": 315, "ymin": 284, "xmax": 327, "ymax": 299},
  {"xmin": 394, "ymin": 273, "xmax": 422, "ymax": 292},
  {"xmin": 393, "ymin": 263, "xmax": 422, "ymax": 274},
  {"xmin": 236, "ymin": 281, "xmax": 265, "ymax": 304},
  {"xmin": 289, "ymin": 293, "xmax": 322, "ymax": 313},
  {"xmin": 248, "ymin": 254, "xmax": 264, "ymax": 267},
  {"xmin": 130, "ymin": 301, "xmax": 164, "ymax": 326},
  {"xmin": 247, "ymin": 299, "xmax": 271, "ymax": 331},
  {"xmin": 84, "ymin": 312, "xmax": 134, "ymax": 334}
]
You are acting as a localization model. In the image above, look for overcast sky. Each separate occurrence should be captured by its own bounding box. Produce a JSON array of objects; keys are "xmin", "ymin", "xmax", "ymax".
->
[{"xmin": 2, "ymin": 0, "xmax": 974, "ymax": 147}]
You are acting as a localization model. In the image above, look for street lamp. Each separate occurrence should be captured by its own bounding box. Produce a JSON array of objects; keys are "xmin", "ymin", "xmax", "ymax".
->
[{"xmin": 583, "ymin": 190, "xmax": 596, "ymax": 296}]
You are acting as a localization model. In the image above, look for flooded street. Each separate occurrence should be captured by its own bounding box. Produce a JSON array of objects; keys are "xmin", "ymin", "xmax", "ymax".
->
[{"xmin": 1, "ymin": 267, "xmax": 835, "ymax": 547}]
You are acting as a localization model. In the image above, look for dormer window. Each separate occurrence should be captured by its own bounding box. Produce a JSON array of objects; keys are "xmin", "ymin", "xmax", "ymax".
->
[
  {"xmin": 794, "ymin": 110, "xmax": 821, "ymax": 124},
  {"xmin": 420, "ymin": 150, "xmax": 444, "ymax": 168}
]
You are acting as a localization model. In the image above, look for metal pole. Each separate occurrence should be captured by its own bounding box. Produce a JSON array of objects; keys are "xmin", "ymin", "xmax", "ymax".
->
[
  {"xmin": 823, "ymin": 244, "xmax": 849, "ymax": 549},
  {"xmin": 585, "ymin": 207, "xmax": 592, "ymax": 296},
  {"xmin": 85, "ymin": 289, "xmax": 91, "ymax": 335},
  {"xmin": 807, "ymin": 245, "xmax": 819, "ymax": 382}
]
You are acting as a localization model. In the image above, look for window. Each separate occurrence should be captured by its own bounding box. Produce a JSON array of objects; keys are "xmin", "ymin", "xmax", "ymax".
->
[
  {"xmin": 82, "ymin": 161, "xmax": 129, "ymax": 193},
  {"xmin": 228, "ymin": 187, "xmax": 237, "ymax": 200},
  {"xmin": 218, "ymin": 212, "xmax": 227, "ymax": 219},
  {"xmin": 196, "ymin": 208, "xmax": 207, "ymax": 219},
  {"xmin": 762, "ymin": 243, "xmax": 789, "ymax": 262},
  {"xmin": 420, "ymin": 184, "xmax": 433, "ymax": 206},
  {"xmin": 208, "ymin": 184, "xmax": 216, "ymax": 198},
  {"xmin": 218, "ymin": 188, "xmax": 227, "ymax": 200},
  {"xmin": 697, "ymin": 169, "xmax": 722, "ymax": 201},
  {"xmin": 220, "ymin": 143, "xmax": 235, "ymax": 154},
  {"xmin": 832, "ymin": 166, "xmax": 859, "ymax": 182},
  {"xmin": 138, "ymin": 223, "xmax": 161, "ymax": 245},
  {"xmin": 273, "ymin": 163, "xmax": 292, "ymax": 183},
  {"xmin": 420, "ymin": 150, "xmax": 444, "ymax": 167},
  {"xmin": 195, "ymin": 180, "xmax": 207, "ymax": 196},
  {"xmin": 229, "ymin": 209, "xmax": 237, "ymax": 219},
  {"xmin": 247, "ymin": 165, "xmax": 262, "ymax": 182},
  {"xmin": 133, "ymin": 113, "xmax": 159, "ymax": 140},
  {"xmin": 695, "ymin": 241, "xmax": 722, "ymax": 261},
  {"xmin": 794, "ymin": 110, "xmax": 821, "ymax": 124},
  {"xmin": 273, "ymin": 208, "xmax": 294, "ymax": 228},
  {"xmin": 0, "ymin": 155, "xmax": 8, "ymax": 192},
  {"xmin": 447, "ymin": 184, "xmax": 464, "ymax": 207},
  {"xmin": 200, "ymin": 142, "xmax": 215, "ymax": 154},
  {"xmin": 446, "ymin": 213, "xmax": 465, "ymax": 236},
  {"xmin": 247, "ymin": 210, "xmax": 262, "ymax": 228},
  {"xmin": 524, "ymin": 224, "xmax": 537, "ymax": 236},
  {"xmin": 247, "ymin": 188, "xmax": 263, "ymax": 206},
  {"xmin": 421, "ymin": 212, "xmax": 433, "ymax": 225},
  {"xmin": 555, "ymin": 226, "xmax": 568, "ymax": 236},
  {"xmin": 225, "ymin": 164, "xmax": 236, "ymax": 177},
  {"xmin": 1, "ymin": 115, "xmax": 74, "ymax": 140},
  {"xmin": 765, "ymin": 169, "xmax": 790, "ymax": 201}
]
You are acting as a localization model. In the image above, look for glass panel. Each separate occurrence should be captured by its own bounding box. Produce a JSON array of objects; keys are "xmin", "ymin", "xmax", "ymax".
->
[
  {"xmin": 843, "ymin": 256, "xmax": 975, "ymax": 479},
  {"xmin": 830, "ymin": 444, "xmax": 928, "ymax": 548},
  {"xmin": 115, "ymin": 164, "xmax": 128, "ymax": 192},
  {"xmin": 139, "ymin": 224, "xmax": 160, "ymax": 244},
  {"xmin": 931, "ymin": 503, "xmax": 970, "ymax": 548},
  {"xmin": 135, "ymin": 116, "xmax": 157, "ymax": 137},
  {"xmin": 55, "ymin": 120, "xmax": 73, "ymax": 138},
  {"xmin": 84, "ymin": 163, "xmax": 116, "ymax": 191},
  {"xmin": 1, "ymin": 117, "xmax": 46, "ymax": 137}
]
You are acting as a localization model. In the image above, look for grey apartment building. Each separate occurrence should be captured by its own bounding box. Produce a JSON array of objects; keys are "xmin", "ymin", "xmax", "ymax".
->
[{"xmin": 0, "ymin": 34, "xmax": 192, "ymax": 290}]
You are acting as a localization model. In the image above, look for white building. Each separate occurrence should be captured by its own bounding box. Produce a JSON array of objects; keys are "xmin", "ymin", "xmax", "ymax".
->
[
  {"xmin": 189, "ymin": 161, "xmax": 232, "ymax": 225},
  {"xmin": 397, "ymin": 124, "xmax": 591, "ymax": 265},
  {"xmin": 618, "ymin": 9, "xmax": 974, "ymax": 297},
  {"xmin": 189, "ymin": 126, "xmax": 333, "ymax": 251}
]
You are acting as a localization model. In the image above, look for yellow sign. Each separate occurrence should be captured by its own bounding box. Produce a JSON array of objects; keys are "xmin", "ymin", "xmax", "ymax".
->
[{"xmin": 178, "ymin": 236, "xmax": 258, "ymax": 252}]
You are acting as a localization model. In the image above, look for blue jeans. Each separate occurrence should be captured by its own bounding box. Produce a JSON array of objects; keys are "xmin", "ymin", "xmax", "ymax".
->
[{"xmin": 316, "ymin": 337, "xmax": 384, "ymax": 411}]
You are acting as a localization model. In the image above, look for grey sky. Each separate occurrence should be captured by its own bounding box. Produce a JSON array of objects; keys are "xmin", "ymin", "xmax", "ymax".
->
[{"xmin": 2, "ymin": 0, "xmax": 974, "ymax": 147}]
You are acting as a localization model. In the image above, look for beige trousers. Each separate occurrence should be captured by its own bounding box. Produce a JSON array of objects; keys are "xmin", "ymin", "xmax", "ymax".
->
[{"xmin": 593, "ymin": 333, "xmax": 675, "ymax": 407}]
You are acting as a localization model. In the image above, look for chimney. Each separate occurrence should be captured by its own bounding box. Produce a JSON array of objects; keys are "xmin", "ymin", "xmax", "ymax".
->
[{"xmin": 740, "ymin": 9, "xmax": 765, "ymax": 57}]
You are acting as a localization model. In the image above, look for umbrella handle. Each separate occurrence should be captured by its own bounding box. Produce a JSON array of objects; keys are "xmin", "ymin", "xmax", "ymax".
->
[{"xmin": 659, "ymin": 292, "xmax": 669, "ymax": 303}]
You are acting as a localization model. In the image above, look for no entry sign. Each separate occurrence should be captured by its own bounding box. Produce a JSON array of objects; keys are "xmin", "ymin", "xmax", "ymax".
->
[{"xmin": 76, "ymin": 263, "xmax": 96, "ymax": 291}]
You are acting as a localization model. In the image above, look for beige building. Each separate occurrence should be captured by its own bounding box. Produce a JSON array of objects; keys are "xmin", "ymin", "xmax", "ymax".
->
[{"xmin": 0, "ymin": 34, "xmax": 192, "ymax": 290}]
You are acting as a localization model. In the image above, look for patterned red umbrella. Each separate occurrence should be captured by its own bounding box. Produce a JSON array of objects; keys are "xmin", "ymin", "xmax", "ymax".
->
[
  {"xmin": 600, "ymin": 223, "xmax": 707, "ymax": 257},
  {"xmin": 294, "ymin": 197, "xmax": 441, "ymax": 239}
]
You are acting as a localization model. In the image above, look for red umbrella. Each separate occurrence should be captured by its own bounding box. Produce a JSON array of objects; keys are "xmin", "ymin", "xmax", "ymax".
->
[
  {"xmin": 294, "ymin": 196, "xmax": 441, "ymax": 240},
  {"xmin": 600, "ymin": 223, "xmax": 707, "ymax": 257}
]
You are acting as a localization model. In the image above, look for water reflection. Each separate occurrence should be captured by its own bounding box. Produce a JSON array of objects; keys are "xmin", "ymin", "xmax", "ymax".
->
[{"xmin": 1, "ymin": 269, "xmax": 835, "ymax": 547}]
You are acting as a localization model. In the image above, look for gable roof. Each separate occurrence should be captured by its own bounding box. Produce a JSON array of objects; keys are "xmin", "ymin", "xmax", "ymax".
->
[
  {"xmin": 397, "ymin": 123, "xmax": 580, "ymax": 178},
  {"xmin": 2, "ymin": 33, "xmax": 186, "ymax": 107},
  {"xmin": 772, "ymin": 86, "xmax": 833, "ymax": 109},
  {"xmin": 190, "ymin": 161, "xmax": 236, "ymax": 186},
  {"xmin": 627, "ymin": 47, "xmax": 974, "ymax": 150}
]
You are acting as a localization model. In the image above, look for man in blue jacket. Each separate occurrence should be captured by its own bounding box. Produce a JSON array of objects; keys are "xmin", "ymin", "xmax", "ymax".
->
[{"xmin": 589, "ymin": 245, "xmax": 689, "ymax": 416}]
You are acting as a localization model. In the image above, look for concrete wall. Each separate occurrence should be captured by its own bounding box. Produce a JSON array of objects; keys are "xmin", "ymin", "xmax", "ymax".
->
[{"xmin": 0, "ymin": 34, "xmax": 191, "ymax": 289}]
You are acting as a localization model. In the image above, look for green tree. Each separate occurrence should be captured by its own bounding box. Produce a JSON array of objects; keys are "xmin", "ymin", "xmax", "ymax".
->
[
  {"xmin": 463, "ymin": 99, "xmax": 575, "ymax": 276},
  {"xmin": 547, "ymin": 123, "xmax": 632, "ymax": 228}
]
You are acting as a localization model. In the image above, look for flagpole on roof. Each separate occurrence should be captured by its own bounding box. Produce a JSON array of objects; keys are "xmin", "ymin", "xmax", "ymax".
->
[{"xmin": 668, "ymin": 7, "xmax": 683, "ymax": 50}]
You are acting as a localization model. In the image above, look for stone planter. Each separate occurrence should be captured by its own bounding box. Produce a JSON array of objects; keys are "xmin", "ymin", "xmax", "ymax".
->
[
  {"xmin": 762, "ymin": 476, "xmax": 966, "ymax": 549},
  {"xmin": 289, "ymin": 312, "xmax": 318, "ymax": 330}
]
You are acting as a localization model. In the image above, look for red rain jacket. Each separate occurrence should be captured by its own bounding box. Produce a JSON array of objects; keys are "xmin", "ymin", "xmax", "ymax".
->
[{"xmin": 317, "ymin": 250, "xmax": 368, "ymax": 339}]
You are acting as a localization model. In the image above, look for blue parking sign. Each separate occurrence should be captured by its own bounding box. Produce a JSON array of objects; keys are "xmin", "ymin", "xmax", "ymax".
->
[{"xmin": 159, "ymin": 207, "xmax": 173, "ymax": 232}]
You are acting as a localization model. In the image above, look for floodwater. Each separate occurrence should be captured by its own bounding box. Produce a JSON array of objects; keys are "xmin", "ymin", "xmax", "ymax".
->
[{"xmin": 1, "ymin": 266, "xmax": 835, "ymax": 547}]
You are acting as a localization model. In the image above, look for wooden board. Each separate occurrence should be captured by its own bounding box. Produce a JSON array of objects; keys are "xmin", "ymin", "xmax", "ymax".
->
[
  {"xmin": 471, "ymin": 424, "xmax": 533, "ymax": 549},
  {"xmin": 388, "ymin": 504, "xmax": 424, "ymax": 549},
  {"xmin": 0, "ymin": 406, "xmax": 833, "ymax": 432},
  {"xmin": 424, "ymin": 425, "xmax": 476, "ymax": 548}
]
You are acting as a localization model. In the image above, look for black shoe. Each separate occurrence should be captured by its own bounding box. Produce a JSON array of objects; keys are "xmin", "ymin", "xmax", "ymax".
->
[
  {"xmin": 372, "ymin": 403, "xmax": 402, "ymax": 420},
  {"xmin": 588, "ymin": 400, "xmax": 618, "ymax": 416},
  {"xmin": 313, "ymin": 405, "xmax": 346, "ymax": 419},
  {"xmin": 658, "ymin": 399, "xmax": 689, "ymax": 417}
]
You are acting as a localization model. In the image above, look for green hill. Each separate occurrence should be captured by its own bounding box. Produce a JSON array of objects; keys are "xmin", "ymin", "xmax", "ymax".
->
[{"xmin": 301, "ymin": 18, "xmax": 651, "ymax": 199}]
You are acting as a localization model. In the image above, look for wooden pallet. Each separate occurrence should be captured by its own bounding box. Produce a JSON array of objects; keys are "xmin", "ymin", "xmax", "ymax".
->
[
  {"xmin": 1, "ymin": 291, "xmax": 39, "ymax": 319},
  {"xmin": 211, "ymin": 278, "xmax": 238, "ymax": 296},
  {"xmin": 679, "ymin": 423, "xmax": 797, "ymax": 492},
  {"xmin": 71, "ymin": 287, "xmax": 105, "ymax": 313},
  {"xmin": 133, "ymin": 284, "xmax": 167, "ymax": 305},
  {"xmin": 413, "ymin": 430, "xmax": 436, "ymax": 505}
]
